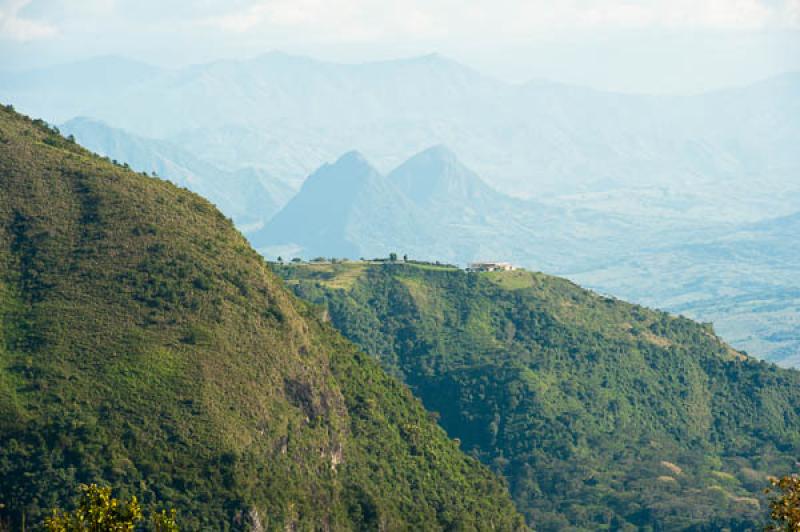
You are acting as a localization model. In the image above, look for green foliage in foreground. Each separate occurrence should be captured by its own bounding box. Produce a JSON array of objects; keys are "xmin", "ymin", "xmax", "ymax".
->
[
  {"xmin": 276, "ymin": 261, "xmax": 800, "ymax": 531},
  {"xmin": 0, "ymin": 105, "xmax": 524, "ymax": 530},
  {"xmin": 44, "ymin": 484, "xmax": 178, "ymax": 532},
  {"xmin": 766, "ymin": 474, "xmax": 800, "ymax": 531}
]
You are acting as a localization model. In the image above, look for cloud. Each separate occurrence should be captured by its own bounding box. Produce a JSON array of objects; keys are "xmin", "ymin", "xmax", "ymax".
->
[
  {"xmin": 200, "ymin": 0, "xmax": 438, "ymax": 42},
  {"xmin": 0, "ymin": 0, "xmax": 57, "ymax": 41},
  {"xmin": 785, "ymin": 0, "xmax": 800, "ymax": 27},
  {"xmin": 201, "ymin": 0, "xmax": 800, "ymax": 41}
]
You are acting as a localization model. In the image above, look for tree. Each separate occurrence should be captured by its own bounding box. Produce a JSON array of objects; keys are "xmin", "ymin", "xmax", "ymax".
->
[
  {"xmin": 389, "ymin": 253, "xmax": 398, "ymax": 262},
  {"xmin": 151, "ymin": 510, "xmax": 179, "ymax": 532},
  {"xmin": 277, "ymin": 256, "xmax": 283, "ymax": 263},
  {"xmin": 44, "ymin": 484, "xmax": 178, "ymax": 532},
  {"xmin": 766, "ymin": 474, "xmax": 800, "ymax": 531}
]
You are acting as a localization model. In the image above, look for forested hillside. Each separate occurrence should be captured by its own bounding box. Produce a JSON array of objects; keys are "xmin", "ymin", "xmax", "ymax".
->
[
  {"xmin": 0, "ymin": 105, "xmax": 524, "ymax": 530},
  {"xmin": 276, "ymin": 260, "xmax": 800, "ymax": 530}
]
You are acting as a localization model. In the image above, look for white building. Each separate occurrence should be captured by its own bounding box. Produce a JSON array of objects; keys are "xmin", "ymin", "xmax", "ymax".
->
[{"xmin": 467, "ymin": 261, "xmax": 516, "ymax": 272}]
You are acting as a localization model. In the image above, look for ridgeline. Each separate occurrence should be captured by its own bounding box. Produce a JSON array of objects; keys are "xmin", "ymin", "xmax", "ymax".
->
[{"xmin": 276, "ymin": 260, "xmax": 800, "ymax": 530}]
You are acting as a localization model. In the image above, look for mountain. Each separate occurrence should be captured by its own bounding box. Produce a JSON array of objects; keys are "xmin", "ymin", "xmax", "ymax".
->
[
  {"xmin": 59, "ymin": 117, "xmax": 295, "ymax": 230},
  {"xmin": 0, "ymin": 105, "xmax": 525, "ymax": 530},
  {"xmin": 276, "ymin": 260, "xmax": 800, "ymax": 531},
  {"xmin": 250, "ymin": 151, "xmax": 433, "ymax": 259},
  {"xmin": 389, "ymin": 144, "xmax": 511, "ymax": 216},
  {"xmin": 260, "ymin": 144, "xmax": 800, "ymax": 366},
  {"xmin": 257, "ymin": 147, "xmax": 648, "ymax": 271}
]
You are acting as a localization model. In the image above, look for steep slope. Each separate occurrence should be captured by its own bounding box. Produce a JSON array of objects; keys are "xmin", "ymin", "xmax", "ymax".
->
[
  {"xmin": 0, "ymin": 106, "xmax": 525, "ymax": 530},
  {"xmin": 276, "ymin": 261, "xmax": 800, "ymax": 531},
  {"xmin": 60, "ymin": 117, "xmax": 295, "ymax": 230},
  {"xmin": 250, "ymin": 151, "xmax": 431, "ymax": 259}
]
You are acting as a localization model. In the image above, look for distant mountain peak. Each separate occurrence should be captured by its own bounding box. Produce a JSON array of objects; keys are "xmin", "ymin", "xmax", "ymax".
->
[
  {"xmin": 335, "ymin": 149, "xmax": 370, "ymax": 166},
  {"xmin": 362, "ymin": 52, "xmax": 482, "ymax": 78},
  {"xmin": 388, "ymin": 144, "xmax": 495, "ymax": 204},
  {"xmin": 289, "ymin": 150, "xmax": 382, "ymax": 200},
  {"xmin": 318, "ymin": 150, "xmax": 379, "ymax": 180},
  {"xmin": 413, "ymin": 52, "xmax": 447, "ymax": 63},
  {"xmin": 411, "ymin": 144, "xmax": 459, "ymax": 164},
  {"xmin": 250, "ymin": 50, "xmax": 322, "ymax": 66},
  {"xmin": 252, "ymin": 149, "xmax": 424, "ymax": 256}
]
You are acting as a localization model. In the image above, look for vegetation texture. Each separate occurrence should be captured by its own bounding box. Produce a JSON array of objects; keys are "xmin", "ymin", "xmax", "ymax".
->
[
  {"xmin": 276, "ymin": 261, "xmax": 800, "ymax": 531},
  {"xmin": 0, "ymin": 105, "xmax": 524, "ymax": 530}
]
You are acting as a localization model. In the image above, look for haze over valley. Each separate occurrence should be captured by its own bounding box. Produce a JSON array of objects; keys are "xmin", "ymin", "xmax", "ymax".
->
[{"xmin": 4, "ymin": 53, "xmax": 797, "ymax": 365}]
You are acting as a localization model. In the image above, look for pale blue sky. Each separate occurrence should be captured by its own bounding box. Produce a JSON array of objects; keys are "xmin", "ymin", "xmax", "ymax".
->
[{"xmin": 1, "ymin": 0, "xmax": 799, "ymax": 93}]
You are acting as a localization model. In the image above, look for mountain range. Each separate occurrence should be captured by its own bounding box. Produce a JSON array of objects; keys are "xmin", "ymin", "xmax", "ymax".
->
[
  {"xmin": 252, "ymin": 146, "xmax": 637, "ymax": 272},
  {"xmin": 3, "ymin": 53, "xmax": 798, "ymax": 205},
  {"xmin": 3, "ymin": 52, "xmax": 797, "ymax": 366},
  {"xmin": 59, "ymin": 117, "xmax": 295, "ymax": 231}
]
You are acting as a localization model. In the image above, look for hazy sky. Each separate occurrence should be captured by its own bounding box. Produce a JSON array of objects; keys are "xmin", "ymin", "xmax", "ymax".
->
[{"xmin": 1, "ymin": 0, "xmax": 799, "ymax": 93}]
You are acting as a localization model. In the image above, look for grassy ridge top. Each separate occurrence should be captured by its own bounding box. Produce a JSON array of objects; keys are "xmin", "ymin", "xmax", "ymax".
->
[
  {"xmin": 0, "ymin": 105, "xmax": 524, "ymax": 530},
  {"xmin": 276, "ymin": 261, "xmax": 800, "ymax": 530}
]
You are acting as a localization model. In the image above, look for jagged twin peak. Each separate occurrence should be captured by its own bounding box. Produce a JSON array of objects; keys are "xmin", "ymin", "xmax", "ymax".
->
[{"xmin": 252, "ymin": 145, "xmax": 506, "ymax": 258}]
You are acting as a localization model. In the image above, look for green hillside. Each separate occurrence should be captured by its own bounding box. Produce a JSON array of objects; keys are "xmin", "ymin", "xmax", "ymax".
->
[
  {"xmin": 275, "ymin": 260, "xmax": 800, "ymax": 530},
  {"xmin": 0, "ymin": 105, "xmax": 525, "ymax": 530}
]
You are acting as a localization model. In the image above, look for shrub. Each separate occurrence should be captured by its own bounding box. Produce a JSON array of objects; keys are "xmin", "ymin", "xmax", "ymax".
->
[{"xmin": 44, "ymin": 484, "xmax": 178, "ymax": 532}]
